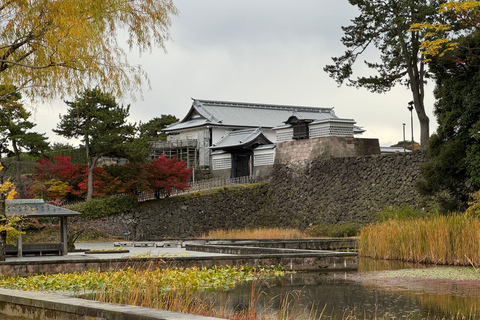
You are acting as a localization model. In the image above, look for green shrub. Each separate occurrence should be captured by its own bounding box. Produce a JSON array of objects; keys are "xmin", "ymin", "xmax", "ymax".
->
[
  {"xmin": 305, "ymin": 222, "xmax": 359, "ymax": 238},
  {"xmin": 466, "ymin": 190, "xmax": 480, "ymax": 217},
  {"xmin": 376, "ymin": 205, "xmax": 426, "ymax": 222},
  {"xmin": 68, "ymin": 196, "xmax": 137, "ymax": 219}
]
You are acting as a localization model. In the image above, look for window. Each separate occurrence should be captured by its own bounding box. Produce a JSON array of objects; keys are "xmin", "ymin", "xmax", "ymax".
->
[{"xmin": 293, "ymin": 123, "xmax": 309, "ymax": 139}]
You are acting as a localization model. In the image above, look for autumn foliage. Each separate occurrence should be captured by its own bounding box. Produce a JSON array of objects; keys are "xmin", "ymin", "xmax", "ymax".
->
[
  {"xmin": 28, "ymin": 155, "xmax": 191, "ymax": 201},
  {"xmin": 147, "ymin": 156, "xmax": 192, "ymax": 198}
]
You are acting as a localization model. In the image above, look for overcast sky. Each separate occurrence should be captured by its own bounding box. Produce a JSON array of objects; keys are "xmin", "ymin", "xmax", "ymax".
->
[{"xmin": 35, "ymin": 0, "xmax": 436, "ymax": 147}]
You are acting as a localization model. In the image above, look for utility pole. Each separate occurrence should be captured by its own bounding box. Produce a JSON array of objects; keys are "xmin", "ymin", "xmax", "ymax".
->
[{"xmin": 408, "ymin": 101, "xmax": 414, "ymax": 151}]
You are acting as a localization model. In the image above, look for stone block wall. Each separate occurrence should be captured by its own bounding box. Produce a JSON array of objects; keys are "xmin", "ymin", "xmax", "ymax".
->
[
  {"xmin": 101, "ymin": 152, "xmax": 427, "ymax": 239},
  {"xmin": 275, "ymin": 136, "xmax": 380, "ymax": 165}
]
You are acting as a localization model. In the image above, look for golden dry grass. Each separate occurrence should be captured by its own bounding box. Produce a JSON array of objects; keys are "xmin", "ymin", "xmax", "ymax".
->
[
  {"xmin": 199, "ymin": 228, "xmax": 306, "ymax": 239},
  {"xmin": 359, "ymin": 214, "xmax": 480, "ymax": 266}
]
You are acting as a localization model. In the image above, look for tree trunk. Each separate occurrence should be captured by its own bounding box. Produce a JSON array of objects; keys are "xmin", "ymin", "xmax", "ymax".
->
[
  {"xmin": 410, "ymin": 86, "xmax": 430, "ymax": 151},
  {"xmin": 0, "ymin": 193, "xmax": 6, "ymax": 261},
  {"xmin": 407, "ymin": 61, "xmax": 429, "ymax": 151},
  {"xmin": 11, "ymin": 139, "xmax": 25, "ymax": 198},
  {"xmin": 401, "ymin": 25, "xmax": 429, "ymax": 151},
  {"xmin": 87, "ymin": 155, "xmax": 102, "ymax": 200},
  {"xmin": 87, "ymin": 160, "xmax": 94, "ymax": 200},
  {"xmin": 417, "ymin": 107, "xmax": 430, "ymax": 151}
]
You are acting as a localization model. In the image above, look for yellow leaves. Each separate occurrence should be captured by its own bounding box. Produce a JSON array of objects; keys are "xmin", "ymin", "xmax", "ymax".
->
[
  {"xmin": 0, "ymin": 162, "xmax": 22, "ymax": 244},
  {"xmin": 410, "ymin": 22, "xmax": 452, "ymax": 34},
  {"xmin": 0, "ymin": 0, "xmax": 178, "ymax": 101},
  {"xmin": 45, "ymin": 179, "xmax": 71, "ymax": 197},
  {"xmin": 0, "ymin": 163, "xmax": 16, "ymax": 199},
  {"xmin": 0, "ymin": 180, "xmax": 16, "ymax": 200},
  {"xmin": 440, "ymin": 1, "xmax": 480, "ymax": 14},
  {"xmin": 6, "ymin": 189, "xmax": 17, "ymax": 200},
  {"xmin": 419, "ymin": 39, "xmax": 458, "ymax": 61},
  {"xmin": 410, "ymin": 1, "xmax": 480, "ymax": 60},
  {"xmin": 0, "ymin": 214, "xmax": 25, "ymax": 245}
]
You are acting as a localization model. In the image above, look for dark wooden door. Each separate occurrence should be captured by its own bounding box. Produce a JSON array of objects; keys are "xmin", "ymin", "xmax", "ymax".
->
[{"xmin": 232, "ymin": 152, "xmax": 251, "ymax": 177}]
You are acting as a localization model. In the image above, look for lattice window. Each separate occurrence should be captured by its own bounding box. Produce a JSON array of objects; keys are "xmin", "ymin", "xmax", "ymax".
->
[
  {"xmin": 329, "ymin": 125, "xmax": 353, "ymax": 136},
  {"xmin": 310, "ymin": 125, "xmax": 353, "ymax": 138},
  {"xmin": 293, "ymin": 123, "xmax": 309, "ymax": 139},
  {"xmin": 254, "ymin": 153, "xmax": 275, "ymax": 166},
  {"xmin": 212, "ymin": 157, "xmax": 231, "ymax": 170}
]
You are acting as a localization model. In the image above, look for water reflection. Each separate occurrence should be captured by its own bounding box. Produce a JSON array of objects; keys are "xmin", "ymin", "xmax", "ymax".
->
[{"xmin": 209, "ymin": 258, "xmax": 480, "ymax": 319}]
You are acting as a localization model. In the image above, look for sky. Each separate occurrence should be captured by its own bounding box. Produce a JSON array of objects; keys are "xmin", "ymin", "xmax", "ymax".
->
[{"xmin": 33, "ymin": 0, "xmax": 436, "ymax": 147}]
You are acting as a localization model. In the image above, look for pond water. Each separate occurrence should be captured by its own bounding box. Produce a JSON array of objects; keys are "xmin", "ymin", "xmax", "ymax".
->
[
  {"xmin": 5, "ymin": 258, "xmax": 480, "ymax": 319},
  {"xmin": 207, "ymin": 258, "xmax": 480, "ymax": 319}
]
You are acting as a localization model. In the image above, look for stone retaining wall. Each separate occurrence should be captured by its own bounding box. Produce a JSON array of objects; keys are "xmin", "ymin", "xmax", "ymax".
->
[
  {"xmin": 0, "ymin": 254, "xmax": 356, "ymax": 277},
  {"xmin": 275, "ymin": 137, "xmax": 381, "ymax": 164},
  {"xmin": 102, "ymin": 152, "xmax": 427, "ymax": 239}
]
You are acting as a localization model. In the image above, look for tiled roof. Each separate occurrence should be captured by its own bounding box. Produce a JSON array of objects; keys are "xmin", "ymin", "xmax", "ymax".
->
[
  {"xmin": 210, "ymin": 128, "xmax": 273, "ymax": 150},
  {"xmin": 164, "ymin": 99, "xmax": 339, "ymax": 132}
]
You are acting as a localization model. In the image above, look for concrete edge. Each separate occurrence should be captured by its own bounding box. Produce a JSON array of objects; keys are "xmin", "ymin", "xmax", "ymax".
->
[
  {"xmin": 0, "ymin": 251, "xmax": 358, "ymax": 266},
  {"xmin": 184, "ymin": 243, "xmax": 356, "ymax": 254},
  {"xmin": 0, "ymin": 288, "xmax": 226, "ymax": 320}
]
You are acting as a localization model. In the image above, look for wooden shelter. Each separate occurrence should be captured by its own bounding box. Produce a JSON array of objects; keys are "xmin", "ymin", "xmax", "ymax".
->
[{"xmin": 6, "ymin": 199, "xmax": 82, "ymax": 257}]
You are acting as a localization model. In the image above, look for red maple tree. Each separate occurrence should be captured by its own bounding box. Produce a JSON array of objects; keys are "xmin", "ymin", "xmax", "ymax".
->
[
  {"xmin": 146, "ymin": 156, "xmax": 192, "ymax": 198},
  {"xmin": 29, "ymin": 155, "xmax": 192, "ymax": 200}
]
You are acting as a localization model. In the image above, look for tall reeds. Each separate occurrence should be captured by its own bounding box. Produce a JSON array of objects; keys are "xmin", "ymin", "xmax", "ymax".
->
[
  {"xmin": 200, "ymin": 228, "xmax": 305, "ymax": 239},
  {"xmin": 359, "ymin": 214, "xmax": 480, "ymax": 266}
]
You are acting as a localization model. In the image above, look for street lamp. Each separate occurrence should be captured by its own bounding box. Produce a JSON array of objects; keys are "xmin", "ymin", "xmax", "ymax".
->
[
  {"xmin": 407, "ymin": 101, "xmax": 414, "ymax": 151},
  {"xmin": 403, "ymin": 123, "xmax": 406, "ymax": 153}
]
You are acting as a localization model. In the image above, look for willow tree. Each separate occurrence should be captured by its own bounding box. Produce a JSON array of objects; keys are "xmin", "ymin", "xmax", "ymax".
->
[
  {"xmin": 324, "ymin": 0, "xmax": 445, "ymax": 150},
  {"xmin": 0, "ymin": 0, "xmax": 177, "ymax": 101}
]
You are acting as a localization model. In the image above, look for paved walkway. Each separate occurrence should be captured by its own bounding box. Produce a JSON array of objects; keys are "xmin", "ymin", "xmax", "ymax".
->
[{"xmin": 5, "ymin": 241, "xmax": 231, "ymax": 262}]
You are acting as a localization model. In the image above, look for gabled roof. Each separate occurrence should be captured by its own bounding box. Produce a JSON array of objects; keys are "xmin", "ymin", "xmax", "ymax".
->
[
  {"xmin": 6, "ymin": 199, "xmax": 82, "ymax": 217},
  {"xmin": 164, "ymin": 99, "xmax": 338, "ymax": 132},
  {"xmin": 210, "ymin": 128, "xmax": 273, "ymax": 151}
]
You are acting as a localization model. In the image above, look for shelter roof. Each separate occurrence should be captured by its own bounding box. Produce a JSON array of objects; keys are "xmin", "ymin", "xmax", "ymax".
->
[
  {"xmin": 164, "ymin": 99, "xmax": 339, "ymax": 132},
  {"xmin": 6, "ymin": 199, "xmax": 82, "ymax": 217},
  {"xmin": 210, "ymin": 128, "xmax": 273, "ymax": 151}
]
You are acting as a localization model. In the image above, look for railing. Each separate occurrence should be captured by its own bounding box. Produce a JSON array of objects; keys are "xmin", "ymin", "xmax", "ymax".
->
[
  {"xmin": 137, "ymin": 175, "xmax": 257, "ymax": 202},
  {"xmin": 151, "ymin": 139, "xmax": 198, "ymax": 149}
]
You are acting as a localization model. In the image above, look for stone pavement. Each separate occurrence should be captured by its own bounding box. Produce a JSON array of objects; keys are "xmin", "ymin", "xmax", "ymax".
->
[{"xmin": 5, "ymin": 241, "xmax": 232, "ymax": 262}]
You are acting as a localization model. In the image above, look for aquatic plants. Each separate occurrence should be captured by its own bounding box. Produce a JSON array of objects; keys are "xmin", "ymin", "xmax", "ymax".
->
[
  {"xmin": 0, "ymin": 265, "xmax": 289, "ymax": 319},
  {"xmin": 359, "ymin": 214, "xmax": 480, "ymax": 266},
  {"xmin": 0, "ymin": 265, "xmax": 283, "ymax": 293}
]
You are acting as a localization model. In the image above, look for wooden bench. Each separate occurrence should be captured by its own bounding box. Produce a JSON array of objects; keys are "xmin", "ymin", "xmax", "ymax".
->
[{"xmin": 6, "ymin": 243, "xmax": 62, "ymax": 256}]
